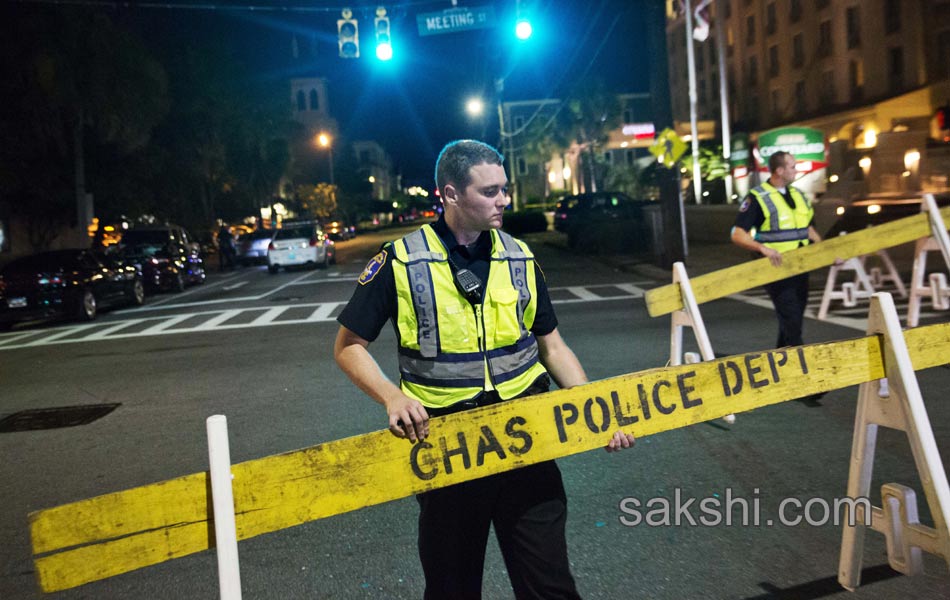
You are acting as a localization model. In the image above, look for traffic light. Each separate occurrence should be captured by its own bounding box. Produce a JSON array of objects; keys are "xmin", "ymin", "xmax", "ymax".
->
[
  {"xmin": 375, "ymin": 7, "xmax": 392, "ymax": 61},
  {"xmin": 515, "ymin": 18, "xmax": 532, "ymax": 40},
  {"xmin": 337, "ymin": 8, "xmax": 359, "ymax": 59}
]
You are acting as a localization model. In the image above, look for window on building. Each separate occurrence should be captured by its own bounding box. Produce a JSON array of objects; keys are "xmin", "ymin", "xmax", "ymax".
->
[
  {"xmin": 748, "ymin": 94, "xmax": 760, "ymax": 127},
  {"xmin": 697, "ymin": 46, "xmax": 705, "ymax": 70},
  {"xmin": 747, "ymin": 56, "xmax": 758, "ymax": 86},
  {"xmin": 790, "ymin": 0, "xmax": 802, "ymax": 23},
  {"xmin": 309, "ymin": 89, "xmax": 319, "ymax": 111},
  {"xmin": 816, "ymin": 0, "xmax": 830, "ymax": 9},
  {"xmin": 296, "ymin": 90, "xmax": 306, "ymax": 111},
  {"xmin": 722, "ymin": 0, "xmax": 731, "ymax": 19},
  {"xmin": 766, "ymin": 3, "xmax": 776, "ymax": 35},
  {"xmin": 819, "ymin": 70, "xmax": 836, "ymax": 106},
  {"xmin": 746, "ymin": 15, "xmax": 755, "ymax": 46},
  {"xmin": 792, "ymin": 33, "xmax": 805, "ymax": 68},
  {"xmin": 603, "ymin": 151, "xmax": 613, "ymax": 164},
  {"xmin": 623, "ymin": 107, "xmax": 634, "ymax": 123},
  {"xmin": 849, "ymin": 60, "xmax": 864, "ymax": 102},
  {"xmin": 769, "ymin": 46, "xmax": 779, "ymax": 78},
  {"xmin": 699, "ymin": 82, "xmax": 708, "ymax": 106},
  {"xmin": 818, "ymin": 20, "xmax": 832, "ymax": 57},
  {"xmin": 626, "ymin": 149, "xmax": 635, "ymax": 167},
  {"xmin": 795, "ymin": 80, "xmax": 807, "ymax": 114},
  {"xmin": 846, "ymin": 6, "xmax": 861, "ymax": 49},
  {"xmin": 889, "ymin": 46, "xmax": 904, "ymax": 91},
  {"xmin": 516, "ymin": 157, "xmax": 528, "ymax": 176},
  {"xmin": 771, "ymin": 89, "xmax": 782, "ymax": 118},
  {"xmin": 884, "ymin": 0, "xmax": 901, "ymax": 33},
  {"xmin": 939, "ymin": 31, "xmax": 950, "ymax": 80}
]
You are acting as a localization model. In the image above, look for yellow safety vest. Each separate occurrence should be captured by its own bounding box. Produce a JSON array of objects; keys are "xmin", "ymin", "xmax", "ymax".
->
[
  {"xmin": 749, "ymin": 182, "xmax": 814, "ymax": 253},
  {"xmin": 391, "ymin": 225, "xmax": 548, "ymax": 408}
]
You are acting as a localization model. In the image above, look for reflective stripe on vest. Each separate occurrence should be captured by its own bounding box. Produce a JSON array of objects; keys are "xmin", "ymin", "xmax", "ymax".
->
[
  {"xmin": 750, "ymin": 183, "xmax": 813, "ymax": 253},
  {"xmin": 392, "ymin": 225, "xmax": 547, "ymax": 407}
]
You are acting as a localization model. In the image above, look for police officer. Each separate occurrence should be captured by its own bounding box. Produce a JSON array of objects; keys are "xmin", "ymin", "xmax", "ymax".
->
[
  {"xmin": 730, "ymin": 151, "xmax": 823, "ymax": 349},
  {"xmin": 334, "ymin": 140, "xmax": 634, "ymax": 599}
]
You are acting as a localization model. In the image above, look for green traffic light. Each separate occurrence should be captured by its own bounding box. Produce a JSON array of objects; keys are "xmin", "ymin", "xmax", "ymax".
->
[{"xmin": 515, "ymin": 19, "xmax": 532, "ymax": 40}]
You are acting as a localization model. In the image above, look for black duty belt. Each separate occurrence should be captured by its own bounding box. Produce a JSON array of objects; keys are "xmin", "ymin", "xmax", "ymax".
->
[{"xmin": 424, "ymin": 374, "xmax": 551, "ymax": 417}]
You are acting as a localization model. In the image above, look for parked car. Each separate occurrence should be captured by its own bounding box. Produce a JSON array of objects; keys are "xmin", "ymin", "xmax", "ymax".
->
[
  {"xmin": 553, "ymin": 192, "xmax": 647, "ymax": 233},
  {"xmin": 117, "ymin": 225, "xmax": 206, "ymax": 292},
  {"xmin": 267, "ymin": 222, "xmax": 336, "ymax": 273},
  {"xmin": 0, "ymin": 249, "xmax": 144, "ymax": 328},
  {"xmin": 323, "ymin": 219, "xmax": 356, "ymax": 241},
  {"xmin": 236, "ymin": 229, "xmax": 275, "ymax": 266}
]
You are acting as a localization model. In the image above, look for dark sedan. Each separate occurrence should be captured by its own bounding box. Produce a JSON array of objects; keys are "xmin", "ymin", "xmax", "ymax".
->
[
  {"xmin": 118, "ymin": 225, "xmax": 206, "ymax": 292},
  {"xmin": 0, "ymin": 249, "xmax": 144, "ymax": 328}
]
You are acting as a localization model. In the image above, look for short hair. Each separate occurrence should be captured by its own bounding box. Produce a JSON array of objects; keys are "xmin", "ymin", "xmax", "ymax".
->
[
  {"xmin": 768, "ymin": 150, "xmax": 793, "ymax": 173},
  {"xmin": 434, "ymin": 140, "xmax": 504, "ymax": 194}
]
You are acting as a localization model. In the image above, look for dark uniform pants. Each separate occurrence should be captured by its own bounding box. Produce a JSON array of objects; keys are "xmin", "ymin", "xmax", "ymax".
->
[
  {"xmin": 416, "ymin": 460, "xmax": 580, "ymax": 600},
  {"xmin": 416, "ymin": 376, "xmax": 580, "ymax": 599},
  {"xmin": 764, "ymin": 272, "xmax": 809, "ymax": 348}
]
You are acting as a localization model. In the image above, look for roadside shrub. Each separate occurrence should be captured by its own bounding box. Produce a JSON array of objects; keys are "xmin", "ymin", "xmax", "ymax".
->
[{"xmin": 502, "ymin": 211, "xmax": 549, "ymax": 236}]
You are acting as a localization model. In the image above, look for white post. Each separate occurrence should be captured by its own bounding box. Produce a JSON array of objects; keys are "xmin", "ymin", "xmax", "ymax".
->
[
  {"xmin": 207, "ymin": 415, "xmax": 242, "ymax": 600},
  {"xmin": 714, "ymin": 1, "xmax": 733, "ymax": 203},
  {"xmin": 684, "ymin": 1, "xmax": 703, "ymax": 205}
]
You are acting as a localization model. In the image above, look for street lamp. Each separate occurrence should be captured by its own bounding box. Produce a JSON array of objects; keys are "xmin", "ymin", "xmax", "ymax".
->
[
  {"xmin": 465, "ymin": 97, "xmax": 485, "ymax": 118},
  {"xmin": 316, "ymin": 132, "xmax": 335, "ymax": 187}
]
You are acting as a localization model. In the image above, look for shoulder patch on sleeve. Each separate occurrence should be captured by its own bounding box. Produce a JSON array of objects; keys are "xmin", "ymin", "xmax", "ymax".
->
[
  {"xmin": 358, "ymin": 249, "xmax": 387, "ymax": 285},
  {"xmin": 738, "ymin": 199, "xmax": 751, "ymax": 212}
]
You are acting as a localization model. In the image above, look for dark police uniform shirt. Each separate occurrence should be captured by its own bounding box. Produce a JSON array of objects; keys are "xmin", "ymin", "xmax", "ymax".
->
[
  {"xmin": 337, "ymin": 216, "xmax": 558, "ymax": 342},
  {"xmin": 734, "ymin": 185, "xmax": 813, "ymax": 249}
]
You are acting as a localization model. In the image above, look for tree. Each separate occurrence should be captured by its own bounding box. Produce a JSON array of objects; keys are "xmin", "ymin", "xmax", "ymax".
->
[
  {"xmin": 296, "ymin": 183, "xmax": 337, "ymax": 219},
  {"xmin": 562, "ymin": 78, "xmax": 622, "ymax": 193},
  {"xmin": 0, "ymin": 6, "xmax": 168, "ymax": 250}
]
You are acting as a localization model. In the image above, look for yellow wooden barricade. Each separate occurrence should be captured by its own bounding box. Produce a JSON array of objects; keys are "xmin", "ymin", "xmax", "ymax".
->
[
  {"xmin": 30, "ymin": 319, "xmax": 950, "ymax": 593},
  {"xmin": 644, "ymin": 205, "xmax": 950, "ymax": 317}
]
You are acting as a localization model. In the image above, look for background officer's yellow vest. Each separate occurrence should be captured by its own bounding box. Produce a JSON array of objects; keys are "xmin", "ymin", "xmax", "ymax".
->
[
  {"xmin": 391, "ymin": 225, "xmax": 548, "ymax": 408},
  {"xmin": 750, "ymin": 182, "xmax": 813, "ymax": 253}
]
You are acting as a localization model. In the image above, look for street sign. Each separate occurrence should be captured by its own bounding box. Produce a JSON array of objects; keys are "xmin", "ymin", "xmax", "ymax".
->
[
  {"xmin": 416, "ymin": 5, "xmax": 496, "ymax": 36},
  {"xmin": 649, "ymin": 128, "xmax": 688, "ymax": 167}
]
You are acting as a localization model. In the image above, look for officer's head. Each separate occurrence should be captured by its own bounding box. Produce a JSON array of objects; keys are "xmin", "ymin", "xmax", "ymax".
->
[
  {"xmin": 435, "ymin": 140, "xmax": 504, "ymax": 195},
  {"xmin": 768, "ymin": 151, "xmax": 797, "ymax": 186},
  {"xmin": 435, "ymin": 140, "xmax": 510, "ymax": 232}
]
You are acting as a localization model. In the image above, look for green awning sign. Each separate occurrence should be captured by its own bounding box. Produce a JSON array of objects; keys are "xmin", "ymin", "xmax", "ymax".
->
[
  {"xmin": 755, "ymin": 127, "xmax": 827, "ymax": 173},
  {"xmin": 730, "ymin": 133, "xmax": 751, "ymax": 177}
]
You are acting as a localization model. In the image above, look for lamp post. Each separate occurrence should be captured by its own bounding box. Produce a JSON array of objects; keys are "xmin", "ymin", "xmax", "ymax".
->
[{"xmin": 316, "ymin": 132, "xmax": 335, "ymax": 187}]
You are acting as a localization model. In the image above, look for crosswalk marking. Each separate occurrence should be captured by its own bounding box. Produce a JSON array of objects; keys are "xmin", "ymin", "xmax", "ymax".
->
[{"xmin": 0, "ymin": 284, "xmax": 647, "ymax": 351}]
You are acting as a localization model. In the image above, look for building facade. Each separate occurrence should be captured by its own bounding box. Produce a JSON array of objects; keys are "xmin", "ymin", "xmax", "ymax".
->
[{"xmin": 666, "ymin": 0, "xmax": 950, "ymax": 195}]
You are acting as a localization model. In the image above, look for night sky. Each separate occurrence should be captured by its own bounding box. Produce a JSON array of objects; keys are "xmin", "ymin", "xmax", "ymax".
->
[{"xmin": 94, "ymin": 0, "xmax": 651, "ymax": 184}]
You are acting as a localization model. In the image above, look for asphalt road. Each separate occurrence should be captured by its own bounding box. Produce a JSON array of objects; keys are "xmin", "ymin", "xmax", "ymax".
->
[{"xmin": 2, "ymin": 223, "xmax": 949, "ymax": 599}]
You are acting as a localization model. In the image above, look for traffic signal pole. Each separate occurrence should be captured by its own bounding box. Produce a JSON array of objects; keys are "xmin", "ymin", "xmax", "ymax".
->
[{"xmin": 646, "ymin": 0, "xmax": 687, "ymax": 267}]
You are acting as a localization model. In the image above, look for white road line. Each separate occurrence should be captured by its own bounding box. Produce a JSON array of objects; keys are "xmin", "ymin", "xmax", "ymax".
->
[
  {"xmin": 307, "ymin": 302, "xmax": 343, "ymax": 322},
  {"xmin": 21, "ymin": 324, "xmax": 99, "ymax": 347},
  {"xmin": 0, "ymin": 331, "xmax": 40, "ymax": 347},
  {"xmin": 223, "ymin": 281, "xmax": 249, "ymax": 291},
  {"xmin": 250, "ymin": 307, "xmax": 290, "ymax": 325},
  {"xmin": 565, "ymin": 286, "xmax": 601, "ymax": 300},
  {"xmin": 614, "ymin": 283, "xmax": 646, "ymax": 296},
  {"xmin": 137, "ymin": 314, "xmax": 194, "ymax": 335},
  {"xmin": 193, "ymin": 310, "xmax": 243, "ymax": 331},
  {"xmin": 135, "ymin": 273, "xmax": 244, "ymax": 308},
  {"xmin": 84, "ymin": 319, "xmax": 147, "ymax": 340}
]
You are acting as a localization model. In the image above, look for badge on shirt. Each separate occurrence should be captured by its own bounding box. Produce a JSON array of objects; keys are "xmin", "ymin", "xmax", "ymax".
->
[
  {"xmin": 739, "ymin": 199, "xmax": 750, "ymax": 212},
  {"xmin": 358, "ymin": 249, "xmax": 387, "ymax": 285}
]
